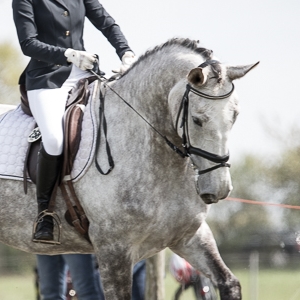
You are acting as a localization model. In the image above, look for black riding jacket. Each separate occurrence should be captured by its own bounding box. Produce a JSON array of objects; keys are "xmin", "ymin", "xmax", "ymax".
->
[{"xmin": 12, "ymin": 0, "xmax": 132, "ymax": 90}]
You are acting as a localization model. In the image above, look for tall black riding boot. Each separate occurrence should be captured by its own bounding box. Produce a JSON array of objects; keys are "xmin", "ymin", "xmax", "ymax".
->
[{"xmin": 33, "ymin": 145, "xmax": 62, "ymax": 242}]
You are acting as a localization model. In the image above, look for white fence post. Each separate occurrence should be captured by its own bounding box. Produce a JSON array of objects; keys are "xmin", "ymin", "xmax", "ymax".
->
[
  {"xmin": 249, "ymin": 251, "xmax": 259, "ymax": 300},
  {"xmin": 145, "ymin": 251, "xmax": 165, "ymax": 300}
]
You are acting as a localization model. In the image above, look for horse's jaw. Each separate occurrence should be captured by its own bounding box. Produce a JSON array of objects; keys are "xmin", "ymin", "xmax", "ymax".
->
[{"xmin": 194, "ymin": 168, "xmax": 233, "ymax": 204}]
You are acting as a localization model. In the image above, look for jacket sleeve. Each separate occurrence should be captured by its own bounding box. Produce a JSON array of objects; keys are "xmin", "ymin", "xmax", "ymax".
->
[
  {"xmin": 12, "ymin": 0, "xmax": 68, "ymax": 66},
  {"xmin": 84, "ymin": 0, "xmax": 133, "ymax": 59}
]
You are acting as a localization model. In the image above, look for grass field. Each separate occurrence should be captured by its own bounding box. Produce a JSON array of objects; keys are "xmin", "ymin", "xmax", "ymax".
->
[
  {"xmin": 0, "ymin": 274, "xmax": 37, "ymax": 300},
  {"xmin": 1, "ymin": 268, "xmax": 300, "ymax": 299},
  {"xmin": 232, "ymin": 268, "xmax": 300, "ymax": 300}
]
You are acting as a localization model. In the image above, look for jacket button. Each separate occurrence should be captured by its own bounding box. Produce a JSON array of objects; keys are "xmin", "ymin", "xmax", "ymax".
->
[
  {"xmin": 63, "ymin": 11, "xmax": 69, "ymax": 16},
  {"xmin": 65, "ymin": 31, "xmax": 70, "ymax": 36}
]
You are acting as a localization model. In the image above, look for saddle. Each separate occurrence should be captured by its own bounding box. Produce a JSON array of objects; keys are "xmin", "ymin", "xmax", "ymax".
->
[{"xmin": 20, "ymin": 76, "xmax": 98, "ymax": 243}]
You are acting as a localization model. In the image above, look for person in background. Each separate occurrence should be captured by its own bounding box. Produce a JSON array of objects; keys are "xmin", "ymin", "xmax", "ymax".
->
[
  {"xmin": 36, "ymin": 254, "xmax": 104, "ymax": 300},
  {"xmin": 131, "ymin": 260, "xmax": 146, "ymax": 300},
  {"xmin": 36, "ymin": 254, "xmax": 146, "ymax": 300}
]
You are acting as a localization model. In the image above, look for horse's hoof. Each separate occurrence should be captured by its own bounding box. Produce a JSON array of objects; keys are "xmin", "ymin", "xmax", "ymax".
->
[{"xmin": 200, "ymin": 194, "xmax": 218, "ymax": 204}]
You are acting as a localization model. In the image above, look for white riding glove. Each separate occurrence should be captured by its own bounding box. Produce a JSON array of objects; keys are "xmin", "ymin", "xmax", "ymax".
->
[
  {"xmin": 64, "ymin": 49, "xmax": 97, "ymax": 71},
  {"xmin": 112, "ymin": 51, "xmax": 136, "ymax": 74}
]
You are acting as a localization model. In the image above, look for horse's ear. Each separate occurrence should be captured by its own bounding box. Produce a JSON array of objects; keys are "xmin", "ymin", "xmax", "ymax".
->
[
  {"xmin": 227, "ymin": 61, "xmax": 260, "ymax": 80},
  {"xmin": 187, "ymin": 67, "xmax": 207, "ymax": 87}
]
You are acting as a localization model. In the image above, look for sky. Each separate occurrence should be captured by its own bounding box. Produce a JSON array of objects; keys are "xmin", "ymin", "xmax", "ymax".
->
[{"xmin": 1, "ymin": 0, "xmax": 300, "ymax": 162}]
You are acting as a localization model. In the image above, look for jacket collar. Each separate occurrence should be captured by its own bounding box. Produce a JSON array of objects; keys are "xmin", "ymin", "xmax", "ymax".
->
[{"xmin": 54, "ymin": 0, "xmax": 68, "ymax": 10}]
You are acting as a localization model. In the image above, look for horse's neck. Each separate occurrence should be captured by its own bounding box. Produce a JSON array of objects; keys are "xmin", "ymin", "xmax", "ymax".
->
[
  {"xmin": 114, "ymin": 50, "xmax": 201, "ymax": 133},
  {"xmin": 93, "ymin": 50, "xmax": 201, "ymax": 175},
  {"xmin": 130, "ymin": 51, "xmax": 199, "ymax": 97}
]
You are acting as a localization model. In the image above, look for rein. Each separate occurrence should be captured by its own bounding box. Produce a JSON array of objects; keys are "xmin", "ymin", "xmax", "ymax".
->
[{"xmin": 90, "ymin": 60, "xmax": 234, "ymax": 176}]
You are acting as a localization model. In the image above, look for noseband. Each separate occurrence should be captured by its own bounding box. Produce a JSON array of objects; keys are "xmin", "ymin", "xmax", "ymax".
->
[{"xmin": 175, "ymin": 61, "xmax": 234, "ymax": 175}]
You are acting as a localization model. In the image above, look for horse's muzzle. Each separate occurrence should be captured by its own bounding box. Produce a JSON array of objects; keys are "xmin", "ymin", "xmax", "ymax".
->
[{"xmin": 200, "ymin": 193, "xmax": 219, "ymax": 204}]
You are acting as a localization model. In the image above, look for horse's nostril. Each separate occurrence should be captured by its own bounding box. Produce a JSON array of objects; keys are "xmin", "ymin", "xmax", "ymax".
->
[{"xmin": 200, "ymin": 194, "xmax": 218, "ymax": 204}]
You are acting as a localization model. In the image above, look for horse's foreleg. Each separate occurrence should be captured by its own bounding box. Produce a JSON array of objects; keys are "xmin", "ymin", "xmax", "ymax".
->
[
  {"xmin": 170, "ymin": 221, "xmax": 241, "ymax": 300},
  {"xmin": 94, "ymin": 243, "xmax": 133, "ymax": 300}
]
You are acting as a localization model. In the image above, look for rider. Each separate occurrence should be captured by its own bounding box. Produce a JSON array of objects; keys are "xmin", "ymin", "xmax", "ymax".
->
[{"xmin": 12, "ymin": 0, "xmax": 135, "ymax": 242}]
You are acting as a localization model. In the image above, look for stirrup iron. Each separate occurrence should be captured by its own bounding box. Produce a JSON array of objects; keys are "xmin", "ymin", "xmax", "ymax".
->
[{"xmin": 32, "ymin": 210, "xmax": 62, "ymax": 245}]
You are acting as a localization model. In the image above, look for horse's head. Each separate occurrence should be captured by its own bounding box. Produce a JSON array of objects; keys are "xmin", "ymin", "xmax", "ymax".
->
[{"xmin": 169, "ymin": 60, "xmax": 259, "ymax": 204}]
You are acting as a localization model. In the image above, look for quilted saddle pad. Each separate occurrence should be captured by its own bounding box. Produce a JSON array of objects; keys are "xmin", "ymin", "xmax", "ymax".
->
[{"xmin": 0, "ymin": 81, "xmax": 99, "ymax": 183}]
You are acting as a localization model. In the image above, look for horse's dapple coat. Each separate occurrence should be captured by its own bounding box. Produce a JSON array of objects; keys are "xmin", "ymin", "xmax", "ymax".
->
[{"xmin": 0, "ymin": 38, "xmax": 258, "ymax": 300}]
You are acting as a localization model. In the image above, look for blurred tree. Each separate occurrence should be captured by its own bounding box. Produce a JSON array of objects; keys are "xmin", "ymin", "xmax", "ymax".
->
[
  {"xmin": 208, "ymin": 155, "xmax": 273, "ymax": 250},
  {"xmin": 208, "ymin": 131, "xmax": 300, "ymax": 252},
  {"xmin": 263, "ymin": 146, "xmax": 300, "ymax": 230},
  {"xmin": 0, "ymin": 42, "xmax": 25, "ymax": 105}
]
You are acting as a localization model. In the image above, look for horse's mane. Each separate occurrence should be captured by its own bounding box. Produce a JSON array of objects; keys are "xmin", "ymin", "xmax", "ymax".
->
[
  {"xmin": 139, "ymin": 38, "xmax": 213, "ymax": 62},
  {"xmin": 123, "ymin": 38, "xmax": 213, "ymax": 76}
]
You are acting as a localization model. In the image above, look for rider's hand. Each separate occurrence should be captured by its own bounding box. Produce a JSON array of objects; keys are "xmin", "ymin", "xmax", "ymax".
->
[
  {"xmin": 112, "ymin": 51, "xmax": 136, "ymax": 74},
  {"xmin": 64, "ymin": 49, "xmax": 97, "ymax": 71}
]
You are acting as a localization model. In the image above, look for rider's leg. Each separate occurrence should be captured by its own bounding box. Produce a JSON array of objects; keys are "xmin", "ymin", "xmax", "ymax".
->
[
  {"xmin": 28, "ymin": 87, "xmax": 67, "ymax": 241},
  {"xmin": 34, "ymin": 143, "xmax": 62, "ymax": 240},
  {"xmin": 29, "ymin": 65, "xmax": 90, "ymax": 242}
]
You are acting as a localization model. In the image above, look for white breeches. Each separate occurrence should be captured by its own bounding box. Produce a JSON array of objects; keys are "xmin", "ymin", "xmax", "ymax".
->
[{"xmin": 28, "ymin": 66, "xmax": 90, "ymax": 156}]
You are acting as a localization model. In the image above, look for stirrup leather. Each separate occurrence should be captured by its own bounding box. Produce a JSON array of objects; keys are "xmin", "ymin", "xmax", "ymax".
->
[{"xmin": 32, "ymin": 210, "xmax": 62, "ymax": 245}]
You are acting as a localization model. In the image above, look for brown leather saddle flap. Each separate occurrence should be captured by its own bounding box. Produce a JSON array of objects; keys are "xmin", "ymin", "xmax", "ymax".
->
[{"xmin": 61, "ymin": 78, "xmax": 90, "ymax": 178}]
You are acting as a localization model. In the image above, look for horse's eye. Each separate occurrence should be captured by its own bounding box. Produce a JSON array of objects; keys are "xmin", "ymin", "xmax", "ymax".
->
[{"xmin": 192, "ymin": 116, "xmax": 202, "ymax": 127}]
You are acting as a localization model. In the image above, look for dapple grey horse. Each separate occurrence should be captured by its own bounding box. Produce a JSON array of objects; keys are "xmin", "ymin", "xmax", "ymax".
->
[{"xmin": 0, "ymin": 38, "xmax": 258, "ymax": 299}]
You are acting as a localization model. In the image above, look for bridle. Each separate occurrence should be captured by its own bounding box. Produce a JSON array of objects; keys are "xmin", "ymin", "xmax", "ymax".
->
[
  {"xmin": 174, "ymin": 60, "xmax": 234, "ymax": 175},
  {"xmin": 91, "ymin": 60, "xmax": 234, "ymax": 176}
]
